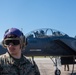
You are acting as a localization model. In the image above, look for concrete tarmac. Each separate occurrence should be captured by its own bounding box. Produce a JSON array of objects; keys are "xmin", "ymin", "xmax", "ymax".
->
[{"xmin": 34, "ymin": 58, "xmax": 76, "ymax": 75}]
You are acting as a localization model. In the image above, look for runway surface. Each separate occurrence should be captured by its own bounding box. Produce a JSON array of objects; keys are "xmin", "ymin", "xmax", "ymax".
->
[{"xmin": 34, "ymin": 58, "xmax": 76, "ymax": 75}]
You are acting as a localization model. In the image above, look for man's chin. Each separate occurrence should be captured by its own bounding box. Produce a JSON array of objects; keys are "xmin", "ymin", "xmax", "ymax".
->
[{"xmin": 9, "ymin": 51, "xmax": 16, "ymax": 55}]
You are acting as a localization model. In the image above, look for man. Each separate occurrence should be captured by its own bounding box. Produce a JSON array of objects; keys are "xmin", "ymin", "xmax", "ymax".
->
[{"xmin": 0, "ymin": 28, "xmax": 40, "ymax": 75}]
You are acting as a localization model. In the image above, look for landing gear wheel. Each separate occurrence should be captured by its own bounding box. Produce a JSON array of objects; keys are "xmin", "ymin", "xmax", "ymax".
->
[{"xmin": 55, "ymin": 69, "xmax": 61, "ymax": 75}]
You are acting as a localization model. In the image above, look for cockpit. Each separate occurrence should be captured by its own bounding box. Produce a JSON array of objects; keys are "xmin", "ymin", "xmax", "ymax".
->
[{"xmin": 26, "ymin": 28, "xmax": 68, "ymax": 38}]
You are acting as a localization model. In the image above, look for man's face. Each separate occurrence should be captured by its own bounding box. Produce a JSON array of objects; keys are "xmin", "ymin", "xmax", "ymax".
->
[
  {"xmin": 4, "ymin": 37, "xmax": 21, "ymax": 56},
  {"xmin": 7, "ymin": 44, "xmax": 21, "ymax": 55}
]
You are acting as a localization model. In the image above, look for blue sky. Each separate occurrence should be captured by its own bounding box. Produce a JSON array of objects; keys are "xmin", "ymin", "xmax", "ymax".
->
[{"xmin": 0, "ymin": 0, "xmax": 76, "ymax": 41}]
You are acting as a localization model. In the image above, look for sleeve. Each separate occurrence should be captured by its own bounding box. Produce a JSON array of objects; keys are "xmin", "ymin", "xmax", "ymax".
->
[
  {"xmin": 0, "ymin": 57, "xmax": 3, "ymax": 75},
  {"xmin": 25, "ymin": 57, "xmax": 41, "ymax": 75},
  {"xmin": 32, "ymin": 60, "xmax": 40, "ymax": 75},
  {"xmin": 0, "ymin": 65, "xmax": 3, "ymax": 75}
]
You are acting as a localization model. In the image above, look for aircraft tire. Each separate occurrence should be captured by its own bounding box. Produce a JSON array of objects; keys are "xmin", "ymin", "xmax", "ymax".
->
[{"xmin": 55, "ymin": 69, "xmax": 61, "ymax": 75}]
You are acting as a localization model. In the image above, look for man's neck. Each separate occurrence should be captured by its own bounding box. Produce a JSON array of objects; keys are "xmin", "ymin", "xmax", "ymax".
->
[
  {"xmin": 10, "ymin": 52, "xmax": 22, "ymax": 59},
  {"xmin": 12, "ymin": 54, "xmax": 21, "ymax": 59}
]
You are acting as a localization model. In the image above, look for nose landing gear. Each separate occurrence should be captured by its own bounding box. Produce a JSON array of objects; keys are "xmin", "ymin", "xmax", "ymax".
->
[{"xmin": 50, "ymin": 57, "xmax": 61, "ymax": 75}]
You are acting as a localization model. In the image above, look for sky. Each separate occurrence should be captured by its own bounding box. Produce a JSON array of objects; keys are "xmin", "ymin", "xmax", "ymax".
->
[{"xmin": 0, "ymin": 0, "xmax": 76, "ymax": 41}]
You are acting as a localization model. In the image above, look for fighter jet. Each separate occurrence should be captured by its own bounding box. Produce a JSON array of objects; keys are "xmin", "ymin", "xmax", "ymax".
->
[
  {"xmin": 22, "ymin": 28, "xmax": 76, "ymax": 56},
  {"xmin": 22, "ymin": 28, "xmax": 76, "ymax": 75}
]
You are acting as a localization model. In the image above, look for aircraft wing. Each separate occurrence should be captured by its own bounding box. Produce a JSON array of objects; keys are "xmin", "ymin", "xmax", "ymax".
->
[{"xmin": 56, "ymin": 37, "xmax": 76, "ymax": 52}]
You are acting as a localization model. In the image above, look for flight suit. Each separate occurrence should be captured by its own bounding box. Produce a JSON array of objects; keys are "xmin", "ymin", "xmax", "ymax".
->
[{"xmin": 0, "ymin": 52, "xmax": 40, "ymax": 75}]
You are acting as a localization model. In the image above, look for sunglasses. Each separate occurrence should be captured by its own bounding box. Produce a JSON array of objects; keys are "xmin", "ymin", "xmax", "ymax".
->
[{"xmin": 4, "ymin": 38, "xmax": 20, "ymax": 46}]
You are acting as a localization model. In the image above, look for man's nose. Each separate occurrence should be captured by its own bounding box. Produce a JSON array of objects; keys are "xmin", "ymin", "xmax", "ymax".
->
[{"xmin": 8, "ymin": 43, "xmax": 14, "ymax": 46}]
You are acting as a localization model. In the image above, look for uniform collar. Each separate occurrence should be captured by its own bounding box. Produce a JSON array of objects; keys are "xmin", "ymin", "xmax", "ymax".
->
[{"xmin": 4, "ymin": 52, "xmax": 29, "ymax": 66}]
